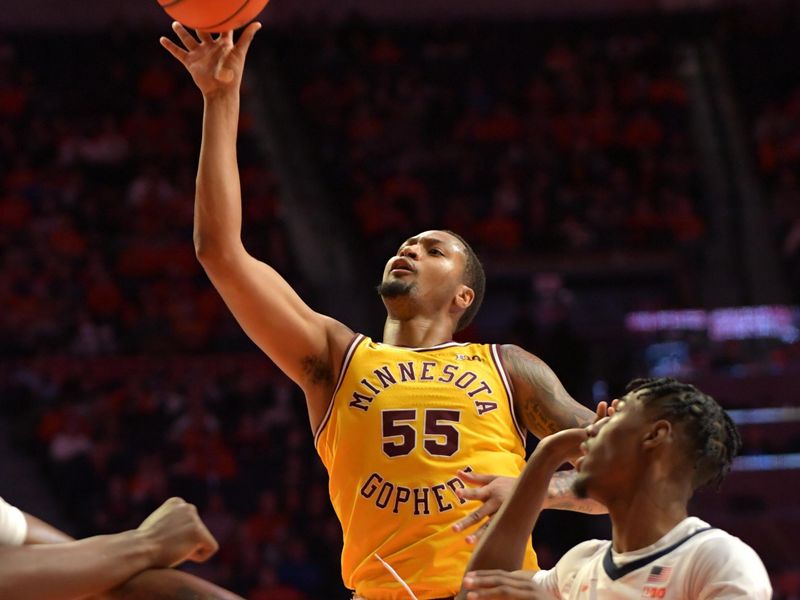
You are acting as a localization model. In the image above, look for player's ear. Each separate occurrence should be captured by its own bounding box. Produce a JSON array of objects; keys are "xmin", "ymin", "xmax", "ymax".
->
[
  {"xmin": 642, "ymin": 419, "xmax": 672, "ymax": 450},
  {"xmin": 453, "ymin": 284, "xmax": 475, "ymax": 311}
]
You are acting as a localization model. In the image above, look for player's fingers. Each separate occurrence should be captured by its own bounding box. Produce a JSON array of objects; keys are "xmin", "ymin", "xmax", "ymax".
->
[
  {"xmin": 196, "ymin": 30, "xmax": 214, "ymax": 44},
  {"xmin": 171, "ymin": 21, "xmax": 200, "ymax": 50},
  {"xmin": 595, "ymin": 400, "xmax": 608, "ymax": 420},
  {"xmin": 465, "ymin": 520, "xmax": 489, "ymax": 544},
  {"xmin": 465, "ymin": 587, "xmax": 532, "ymax": 599},
  {"xmin": 189, "ymin": 522, "xmax": 219, "ymax": 563},
  {"xmin": 458, "ymin": 469, "xmax": 498, "ymax": 485},
  {"xmin": 464, "ymin": 572, "xmax": 536, "ymax": 590},
  {"xmin": 468, "ymin": 570, "xmax": 519, "ymax": 577},
  {"xmin": 235, "ymin": 22, "xmax": 262, "ymax": 55},
  {"xmin": 456, "ymin": 485, "xmax": 491, "ymax": 502},
  {"xmin": 452, "ymin": 504, "xmax": 491, "ymax": 532},
  {"xmin": 159, "ymin": 37, "xmax": 188, "ymax": 63}
]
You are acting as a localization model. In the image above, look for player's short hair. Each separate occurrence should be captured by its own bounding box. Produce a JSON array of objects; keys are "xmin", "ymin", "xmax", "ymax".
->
[
  {"xmin": 625, "ymin": 377, "xmax": 741, "ymax": 490},
  {"xmin": 443, "ymin": 230, "xmax": 485, "ymax": 332}
]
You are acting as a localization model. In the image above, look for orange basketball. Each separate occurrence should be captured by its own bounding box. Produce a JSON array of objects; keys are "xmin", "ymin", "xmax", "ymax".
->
[{"xmin": 158, "ymin": 0, "xmax": 270, "ymax": 33}]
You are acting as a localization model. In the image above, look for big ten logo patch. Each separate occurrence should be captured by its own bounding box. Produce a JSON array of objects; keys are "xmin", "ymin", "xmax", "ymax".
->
[{"xmin": 641, "ymin": 586, "xmax": 667, "ymax": 598}]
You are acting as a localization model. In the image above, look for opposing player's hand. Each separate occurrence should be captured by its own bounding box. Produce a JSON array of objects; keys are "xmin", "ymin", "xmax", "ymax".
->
[
  {"xmin": 462, "ymin": 570, "xmax": 550, "ymax": 599},
  {"xmin": 137, "ymin": 497, "xmax": 219, "ymax": 567},
  {"xmin": 452, "ymin": 471, "xmax": 515, "ymax": 543},
  {"xmin": 160, "ymin": 21, "xmax": 261, "ymax": 96}
]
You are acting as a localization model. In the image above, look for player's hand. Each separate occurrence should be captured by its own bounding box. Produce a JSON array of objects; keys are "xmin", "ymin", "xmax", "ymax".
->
[
  {"xmin": 461, "ymin": 570, "xmax": 550, "ymax": 599},
  {"xmin": 594, "ymin": 399, "xmax": 618, "ymax": 422},
  {"xmin": 534, "ymin": 426, "xmax": 592, "ymax": 467},
  {"xmin": 452, "ymin": 471, "xmax": 515, "ymax": 543},
  {"xmin": 160, "ymin": 21, "xmax": 261, "ymax": 96},
  {"xmin": 137, "ymin": 497, "xmax": 219, "ymax": 567}
]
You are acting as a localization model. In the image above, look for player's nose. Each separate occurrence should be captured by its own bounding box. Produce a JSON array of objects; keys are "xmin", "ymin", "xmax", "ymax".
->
[{"xmin": 399, "ymin": 245, "xmax": 419, "ymax": 260}]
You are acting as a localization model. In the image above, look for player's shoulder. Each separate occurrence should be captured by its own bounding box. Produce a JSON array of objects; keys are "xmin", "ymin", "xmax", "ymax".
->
[
  {"xmin": 684, "ymin": 520, "xmax": 772, "ymax": 596},
  {"xmin": 692, "ymin": 527, "xmax": 766, "ymax": 566},
  {"xmin": 494, "ymin": 343, "xmax": 547, "ymax": 369},
  {"xmin": 557, "ymin": 538, "xmax": 610, "ymax": 568}
]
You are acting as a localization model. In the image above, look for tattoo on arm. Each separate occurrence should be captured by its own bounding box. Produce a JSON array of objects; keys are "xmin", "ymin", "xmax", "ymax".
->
[
  {"xmin": 501, "ymin": 344, "xmax": 595, "ymax": 438},
  {"xmin": 545, "ymin": 471, "xmax": 608, "ymax": 515}
]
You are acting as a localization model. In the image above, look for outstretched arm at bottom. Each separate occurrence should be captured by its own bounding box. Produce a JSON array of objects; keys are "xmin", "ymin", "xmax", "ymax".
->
[
  {"xmin": 0, "ymin": 531, "xmax": 156, "ymax": 600},
  {"xmin": 103, "ymin": 569, "xmax": 244, "ymax": 600}
]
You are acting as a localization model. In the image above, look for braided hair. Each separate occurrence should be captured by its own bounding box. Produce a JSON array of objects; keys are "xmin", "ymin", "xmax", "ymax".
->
[{"xmin": 625, "ymin": 377, "xmax": 742, "ymax": 490}]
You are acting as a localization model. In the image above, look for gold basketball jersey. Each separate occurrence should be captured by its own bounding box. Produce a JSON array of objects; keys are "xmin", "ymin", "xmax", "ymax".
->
[{"xmin": 315, "ymin": 335, "xmax": 538, "ymax": 600}]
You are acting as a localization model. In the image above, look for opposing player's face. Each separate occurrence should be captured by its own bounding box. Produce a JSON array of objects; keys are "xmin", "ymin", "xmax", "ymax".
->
[
  {"xmin": 378, "ymin": 230, "xmax": 468, "ymax": 308},
  {"xmin": 573, "ymin": 393, "xmax": 650, "ymax": 501}
]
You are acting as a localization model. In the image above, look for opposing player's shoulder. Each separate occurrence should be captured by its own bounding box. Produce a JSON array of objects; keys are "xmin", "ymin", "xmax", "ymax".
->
[
  {"xmin": 495, "ymin": 343, "xmax": 550, "ymax": 390},
  {"xmin": 497, "ymin": 343, "xmax": 543, "ymax": 364}
]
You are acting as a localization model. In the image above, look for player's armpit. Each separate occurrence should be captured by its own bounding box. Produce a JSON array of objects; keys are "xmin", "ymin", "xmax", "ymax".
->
[{"xmin": 499, "ymin": 344, "xmax": 595, "ymax": 439}]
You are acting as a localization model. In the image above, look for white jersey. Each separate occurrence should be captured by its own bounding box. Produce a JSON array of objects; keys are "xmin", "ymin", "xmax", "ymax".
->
[
  {"xmin": 532, "ymin": 517, "xmax": 771, "ymax": 599},
  {"xmin": 0, "ymin": 496, "xmax": 27, "ymax": 546}
]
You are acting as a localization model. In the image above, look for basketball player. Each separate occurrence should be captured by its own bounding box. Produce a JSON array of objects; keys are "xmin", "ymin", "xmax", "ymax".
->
[
  {"xmin": 458, "ymin": 378, "xmax": 773, "ymax": 599},
  {"xmin": 0, "ymin": 495, "xmax": 243, "ymax": 599},
  {"xmin": 160, "ymin": 23, "xmax": 603, "ymax": 599}
]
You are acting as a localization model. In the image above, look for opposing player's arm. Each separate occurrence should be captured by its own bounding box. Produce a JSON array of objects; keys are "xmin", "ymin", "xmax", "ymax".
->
[
  {"xmin": 102, "ymin": 568, "xmax": 245, "ymax": 600},
  {"xmin": 17, "ymin": 509, "xmax": 241, "ymax": 600},
  {"xmin": 500, "ymin": 344, "xmax": 595, "ymax": 438},
  {"xmin": 23, "ymin": 513, "xmax": 73, "ymax": 544},
  {"xmin": 162, "ymin": 24, "xmax": 354, "ymax": 417},
  {"xmin": 544, "ymin": 471, "xmax": 606, "ymax": 514}
]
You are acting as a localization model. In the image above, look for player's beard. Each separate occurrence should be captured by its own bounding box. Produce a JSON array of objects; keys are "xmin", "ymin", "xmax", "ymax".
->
[
  {"xmin": 377, "ymin": 279, "xmax": 415, "ymax": 298},
  {"xmin": 571, "ymin": 473, "xmax": 590, "ymax": 499}
]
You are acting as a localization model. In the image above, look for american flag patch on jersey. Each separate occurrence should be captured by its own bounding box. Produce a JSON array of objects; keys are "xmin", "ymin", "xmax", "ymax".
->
[{"xmin": 647, "ymin": 566, "xmax": 673, "ymax": 583}]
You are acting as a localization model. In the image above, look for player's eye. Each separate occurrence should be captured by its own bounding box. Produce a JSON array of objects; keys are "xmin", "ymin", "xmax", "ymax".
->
[{"xmin": 429, "ymin": 248, "xmax": 443, "ymax": 256}]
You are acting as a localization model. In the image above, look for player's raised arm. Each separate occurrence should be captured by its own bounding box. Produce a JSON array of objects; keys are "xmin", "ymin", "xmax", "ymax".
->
[{"xmin": 160, "ymin": 24, "xmax": 353, "ymax": 422}]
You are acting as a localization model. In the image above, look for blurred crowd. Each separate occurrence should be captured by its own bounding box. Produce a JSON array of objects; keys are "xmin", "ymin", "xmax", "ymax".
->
[
  {"xmin": 0, "ymin": 34, "xmax": 291, "ymax": 357},
  {"xmin": 725, "ymin": 8, "xmax": 800, "ymax": 303},
  {"xmin": 752, "ymin": 86, "xmax": 800, "ymax": 302},
  {"xmin": 281, "ymin": 24, "xmax": 705, "ymax": 271}
]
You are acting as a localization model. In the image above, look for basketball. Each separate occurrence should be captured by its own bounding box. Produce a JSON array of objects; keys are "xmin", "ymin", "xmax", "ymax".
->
[{"xmin": 158, "ymin": 0, "xmax": 270, "ymax": 33}]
